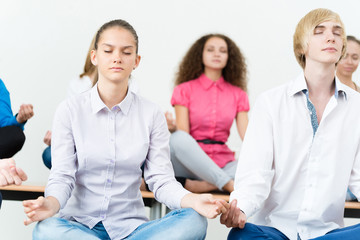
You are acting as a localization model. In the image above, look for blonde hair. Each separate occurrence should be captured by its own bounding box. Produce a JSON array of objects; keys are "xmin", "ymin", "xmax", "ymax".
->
[
  {"xmin": 79, "ymin": 35, "xmax": 98, "ymax": 86},
  {"xmin": 293, "ymin": 8, "xmax": 347, "ymax": 69}
]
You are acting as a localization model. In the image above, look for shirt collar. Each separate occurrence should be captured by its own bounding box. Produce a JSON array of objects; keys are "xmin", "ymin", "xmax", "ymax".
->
[
  {"xmin": 90, "ymin": 83, "xmax": 133, "ymax": 115},
  {"xmin": 199, "ymin": 73, "xmax": 225, "ymax": 90},
  {"xmin": 288, "ymin": 73, "xmax": 347, "ymax": 100}
]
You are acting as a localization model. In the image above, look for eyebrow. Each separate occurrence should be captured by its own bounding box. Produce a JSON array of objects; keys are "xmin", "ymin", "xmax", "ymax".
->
[
  {"xmin": 205, "ymin": 45, "xmax": 227, "ymax": 49},
  {"xmin": 101, "ymin": 43, "xmax": 134, "ymax": 49},
  {"xmin": 314, "ymin": 25, "xmax": 343, "ymax": 31}
]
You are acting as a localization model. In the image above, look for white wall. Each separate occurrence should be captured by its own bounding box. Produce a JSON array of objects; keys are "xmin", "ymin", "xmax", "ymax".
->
[{"xmin": 0, "ymin": 0, "xmax": 360, "ymax": 239}]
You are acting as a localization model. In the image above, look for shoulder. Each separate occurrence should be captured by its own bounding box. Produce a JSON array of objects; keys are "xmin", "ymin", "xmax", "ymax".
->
[
  {"xmin": 344, "ymin": 86, "xmax": 360, "ymax": 104},
  {"xmin": 132, "ymin": 93, "xmax": 162, "ymax": 114},
  {"xmin": 62, "ymin": 90, "xmax": 91, "ymax": 112},
  {"xmin": 253, "ymin": 82, "xmax": 291, "ymax": 112},
  {"xmin": 224, "ymin": 82, "xmax": 248, "ymax": 96},
  {"xmin": 68, "ymin": 76, "xmax": 92, "ymax": 96},
  {"xmin": 175, "ymin": 79, "xmax": 198, "ymax": 90},
  {"xmin": 0, "ymin": 79, "xmax": 8, "ymax": 93},
  {"xmin": 131, "ymin": 93, "xmax": 165, "ymax": 127}
]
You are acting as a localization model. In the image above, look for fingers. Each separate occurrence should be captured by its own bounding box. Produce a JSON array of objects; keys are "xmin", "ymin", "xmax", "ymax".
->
[
  {"xmin": 24, "ymin": 218, "xmax": 34, "ymax": 226},
  {"xmin": 215, "ymin": 199, "xmax": 228, "ymax": 214},
  {"xmin": 0, "ymin": 168, "xmax": 14, "ymax": 186},
  {"xmin": 238, "ymin": 211, "xmax": 247, "ymax": 229},
  {"xmin": 11, "ymin": 166, "xmax": 27, "ymax": 185},
  {"xmin": 43, "ymin": 131, "xmax": 52, "ymax": 145},
  {"xmin": 18, "ymin": 104, "xmax": 34, "ymax": 123},
  {"xmin": 23, "ymin": 197, "xmax": 41, "ymax": 210},
  {"xmin": 10, "ymin": 167, "xmax": 22, "ymax": 185},
  {"xmin": 225, "ymin": 200, "xmax": 237, "ymax": 227},
  {"xmin": 165, "ymin": 111, "xmax": 173, "ymax": 119},
  {"xmin": 15, "ymin": 167, "xmax": 28, "ymax": 181}
]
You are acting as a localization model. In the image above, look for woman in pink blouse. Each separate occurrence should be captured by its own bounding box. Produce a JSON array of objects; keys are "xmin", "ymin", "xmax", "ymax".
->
[{"xmin": 170, "ymin": 34, "xmax": 249, "ymax": 193}]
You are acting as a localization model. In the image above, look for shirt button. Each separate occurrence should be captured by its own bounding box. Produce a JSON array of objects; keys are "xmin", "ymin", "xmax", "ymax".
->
[
  {"xmin": 107, "ymin": 179, "xmax": 111, "ymax": 183},
  {"xmin": 309, "ymin": 111, "xmax": 312, "ymax": 115}
]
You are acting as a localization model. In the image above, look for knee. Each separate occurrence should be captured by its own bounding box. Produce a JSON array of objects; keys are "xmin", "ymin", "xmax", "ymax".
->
[
  {"xmin": 0, "ymin": 126, "xmax": 25, "ymax": 158},
  {"xmin": 227, "ymin": 224, "xmax": 254, "ymax": 240},
  {"xmin": 170, "ymin": 130, "xmax": 194, "ymax": 150},
  {"xmin": 7, "ymin": 125, "xmax": 25, "ymax": 146},
  {"xmin": 228, "ymin": 228, "xmax": 242, "ymax": 240},
  {"xmin": 42, "ymin": 146, "xmax": 52, "ymax": 169},
  {"xmin": 33, "ymin": 218, "xmax": 62, "ymax": 240},
  {"xmin": 180, "ymin": 208, "xmax": 207, "ymax": 240}
]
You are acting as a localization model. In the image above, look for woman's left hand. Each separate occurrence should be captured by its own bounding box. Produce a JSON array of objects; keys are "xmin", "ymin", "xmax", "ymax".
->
[{"xmin": 181, "ymin": 193, "xmax": 228, "ymax": 219}]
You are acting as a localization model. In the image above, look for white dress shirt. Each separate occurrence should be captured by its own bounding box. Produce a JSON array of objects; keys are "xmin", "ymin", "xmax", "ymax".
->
[
  {"xmin": 230, "ymin": 74, "xmax": 360, "ymax": 240},
  {"xmin": 46, "ymin": 84, "xmax": 189, "ymax": 240}
]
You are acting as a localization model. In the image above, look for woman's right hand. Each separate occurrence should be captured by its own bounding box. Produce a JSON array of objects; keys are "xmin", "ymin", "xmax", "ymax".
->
[{"xmin": 23, "ymin": 196, "xmax": 60, "ymax": 225}]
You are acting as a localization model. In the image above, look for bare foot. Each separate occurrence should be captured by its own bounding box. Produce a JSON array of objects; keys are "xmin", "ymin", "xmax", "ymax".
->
[
  {"xmin": 184, "ymin": 179, "xmax": 218, "ymax": 193},
  {"xmin": 222, "ymin": 180, "xmax": 234, "ymax": 193},
  {"xmin": 140, "ymin": 178, "xmax": 147, "ymax": 191}
]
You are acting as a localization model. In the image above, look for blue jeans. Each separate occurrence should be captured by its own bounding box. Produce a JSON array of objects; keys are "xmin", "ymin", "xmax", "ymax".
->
[
  {"xmin": 346, "ymin": 188, "xmax": 357, "ymax": 201},
  {"xmin": 228, "ymin": 223, "xmax": 289, "ymax": 240},
  {"xmin": 228, "ymin": 222, "xmax": 360, "ymax": 240},
  {"xmin": 42, "ymin": 145, "xmax": 51, "ymax": 169},
  {"xmin": 33, "ymin": 208, "xmax": 207, "ymax": 240}
]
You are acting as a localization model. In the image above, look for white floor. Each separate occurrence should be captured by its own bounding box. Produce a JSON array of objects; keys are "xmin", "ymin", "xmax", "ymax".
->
[{"xmin": 1, "ymin": 200, "xmax": 359, "ymax": 240}]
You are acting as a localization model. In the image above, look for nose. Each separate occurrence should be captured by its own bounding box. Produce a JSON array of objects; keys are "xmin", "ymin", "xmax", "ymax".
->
[
  {"xmin": 345, "ymin": 56, "xmax": 354, "ymax": 64},
  {"xmin": 214, "ymin": 50, "xmax": 221, "ymax": 57},
  {"xmin": 113, "ymin": 52, "xmax": 122, "ymax": 63},
  {"xmin": 326, "ymin": 33, "xmax": 336, "ymax": 44}
]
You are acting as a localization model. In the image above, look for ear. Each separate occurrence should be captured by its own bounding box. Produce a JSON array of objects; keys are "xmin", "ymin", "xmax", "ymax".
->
[
  {"xmin": 91, "ymin": 50, "xmax": 98, "ymax": 66},
  {"xmin": 133, "ymin": 55, "xmax": 141, "ymax": 69}
]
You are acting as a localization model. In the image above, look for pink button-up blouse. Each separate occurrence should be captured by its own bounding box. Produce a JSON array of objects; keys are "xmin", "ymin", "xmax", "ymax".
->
[{"xmin": 171, "ymin": 74, "xmax": 249, "ymax": 167}]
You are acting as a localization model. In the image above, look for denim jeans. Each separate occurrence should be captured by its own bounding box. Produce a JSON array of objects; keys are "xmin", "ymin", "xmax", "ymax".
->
[
  {"xmin": 33, "ymin": 208, "xmax": 207, "ymax": 240},
  {"xmin": 346, "ymin": 188, "xmax": 357, "ymax": 201},
  {"xmin": 228, "ymin": 222, "xmax": 360, "ymax": 240},
  {"xmin": 228, "ymin": 223, "xmax": 289, "ymax": 240}
]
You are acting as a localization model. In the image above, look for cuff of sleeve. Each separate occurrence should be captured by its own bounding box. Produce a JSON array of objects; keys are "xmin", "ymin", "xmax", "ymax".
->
[
  {"xmin": 160, "ymin": 182, "xmax": 190, "ymax": 210},
  {"xmin": 45, "ymin": 187, "xmax": 67, "ymax": 210},
  {"xmin": 229, "ymin": 191, "xmax": 257, "ymax": 218},
  {"xmin": 14, "ymin": 114, "xmax": 25, "ymax": 130}
]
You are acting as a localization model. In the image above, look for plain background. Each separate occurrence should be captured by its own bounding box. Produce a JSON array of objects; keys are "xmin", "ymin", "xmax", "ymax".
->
[{"xmin": 1, "ymin": 0, "xmax": 360, "ymax": 239}]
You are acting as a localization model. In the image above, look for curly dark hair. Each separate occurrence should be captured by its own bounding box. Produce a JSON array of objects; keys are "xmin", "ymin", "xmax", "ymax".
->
[{"xmin": 175, "ymin": 34, "xmax": 247, "ymax": 91}]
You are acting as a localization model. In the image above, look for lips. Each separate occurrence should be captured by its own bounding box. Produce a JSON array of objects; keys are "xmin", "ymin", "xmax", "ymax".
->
[
  {"xmin": 322, "ymin": 47, "xmax": 337, "ymax": 52},
  {"xmin": 110, "ymin": 67, "xmax": 124, "ymax": 72}
]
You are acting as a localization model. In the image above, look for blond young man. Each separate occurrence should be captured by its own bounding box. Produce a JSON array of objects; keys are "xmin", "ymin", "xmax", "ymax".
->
[{"xmin": 220, "ymin": 8, "xmax": 360, "ymax": 240}]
